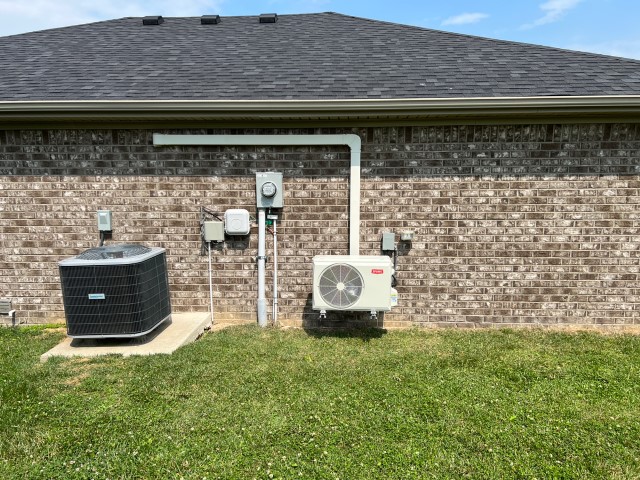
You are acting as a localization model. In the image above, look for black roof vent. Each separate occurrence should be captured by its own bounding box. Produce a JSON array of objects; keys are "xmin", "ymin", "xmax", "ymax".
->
[
  {"xmin": 201, "ymin": 15, "xmax": 221, "ymax": 25},
  {"xmin": 142, "ymin": 16, "xmax": 164, "ymax": 26},
  {"xmin": 259, "ymin": 13, "xmax": 278, "ymax": 23}
]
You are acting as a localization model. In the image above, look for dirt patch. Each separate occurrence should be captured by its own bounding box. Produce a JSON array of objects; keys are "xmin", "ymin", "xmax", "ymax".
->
[{"xmin": 61, "ymin": 357, "xmax": 100, "ymax": 386}]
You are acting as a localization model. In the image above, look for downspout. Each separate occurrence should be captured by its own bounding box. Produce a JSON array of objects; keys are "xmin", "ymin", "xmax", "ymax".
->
[
  {"xmin": 153, "ymin": 133, "xmax": 362, "ymax": 327},
  {"xmin": 153, "ymin": 134, "xmax": 362, "ymax": 255}
]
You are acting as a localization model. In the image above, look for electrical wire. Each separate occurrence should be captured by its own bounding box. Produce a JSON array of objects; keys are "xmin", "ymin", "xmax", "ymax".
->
[
  {"xmin": 392, "ymin": 246, "xmax": 398, "ymax": 287},
  {"xmin": 201, "ymin": 206, "xmax": 224, "ymax": 222}
]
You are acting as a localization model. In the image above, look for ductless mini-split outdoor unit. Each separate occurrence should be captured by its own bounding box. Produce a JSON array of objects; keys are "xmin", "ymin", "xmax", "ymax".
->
[
  {"xmin": 59, "ymin": 244, "xmax": 171, "ymax": 338},
  {"xmin": 312, "ymin": 255, "xmax": 393, "ymax": 314}
]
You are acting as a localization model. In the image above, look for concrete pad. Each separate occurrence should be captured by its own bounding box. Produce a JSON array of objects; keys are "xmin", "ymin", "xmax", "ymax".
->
[{"xmin": 40, "ymin": 312, "xmax": 212, "ymax": 362}]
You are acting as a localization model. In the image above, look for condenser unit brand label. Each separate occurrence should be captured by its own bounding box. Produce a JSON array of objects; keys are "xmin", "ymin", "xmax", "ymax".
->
[
  {"xmin": 88, "ymin": 293, "xmax": 106, "ymax": 300},
  {"xmin": 371, "ymin": 269, "xmax": 384, "ymax": 274}
]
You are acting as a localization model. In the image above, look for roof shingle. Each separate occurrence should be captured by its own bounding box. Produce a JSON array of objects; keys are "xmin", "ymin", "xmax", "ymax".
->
[{"xmin": 1, "ymin": 12, "xmax": 639, "ymax": 101}]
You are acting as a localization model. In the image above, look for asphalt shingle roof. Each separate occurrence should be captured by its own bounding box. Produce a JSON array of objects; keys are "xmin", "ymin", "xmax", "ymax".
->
[{"xmin": 1, "ymin": 12, "xmax": 640, "ymax": 101}]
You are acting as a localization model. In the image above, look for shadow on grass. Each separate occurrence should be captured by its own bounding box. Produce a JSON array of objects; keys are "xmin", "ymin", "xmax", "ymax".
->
[
  {"xmin": 301, "ymin": 294, "xmax": 387, "ymax": 341},
  {"xmin": 303, "ymin": 326, "xmax": 387, "ymax": 341}
]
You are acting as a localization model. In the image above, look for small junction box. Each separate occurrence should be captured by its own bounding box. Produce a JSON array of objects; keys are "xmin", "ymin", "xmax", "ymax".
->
[{"xmin": 203, "ymin": 221, "xmax": 225, "ymax": 242}]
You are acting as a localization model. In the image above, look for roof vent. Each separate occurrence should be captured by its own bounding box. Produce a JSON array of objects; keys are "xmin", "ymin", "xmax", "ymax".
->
[
  {"xmin": 142, "ymin": 16, "xmax": 164, "ymax": 26},
  {"xmin": 259, "ymin": 13, "xmax": 278, "ymax": 23},
  {"xmin": 201, "ymin": 15, "xmax": 221, "ymax": 25}
]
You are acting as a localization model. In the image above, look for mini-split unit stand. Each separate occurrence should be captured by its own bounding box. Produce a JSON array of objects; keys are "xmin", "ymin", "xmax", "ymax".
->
[{"xmin": 318, "ymin": 309, "xmax": 379, "ymax": 320}]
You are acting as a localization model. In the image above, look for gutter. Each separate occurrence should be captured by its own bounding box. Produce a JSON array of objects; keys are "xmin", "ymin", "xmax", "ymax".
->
[{"xmin": 2, "ymin": 96, "xmax": 640, "ymax": 122}]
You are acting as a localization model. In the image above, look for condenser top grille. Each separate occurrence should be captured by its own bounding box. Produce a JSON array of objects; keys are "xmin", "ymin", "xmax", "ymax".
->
[
  {"xmin": 318, "ymin": 263, "xmax": 364, "ymax": 309},
  {"xmin": 76, "ymin": 244, "xmax": 152, "ymax": 261}
]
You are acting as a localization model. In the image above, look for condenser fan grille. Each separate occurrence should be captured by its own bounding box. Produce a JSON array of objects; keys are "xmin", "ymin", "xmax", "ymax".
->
[{"xmin": 318, "ymin": 263, "xmax": 364, "ymax": 309}]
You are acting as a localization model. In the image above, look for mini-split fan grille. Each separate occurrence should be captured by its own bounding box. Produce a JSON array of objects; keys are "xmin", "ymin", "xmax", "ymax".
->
[{"xmin": 317, "ymin": 263, "xmax": 364, "ymax": 309}]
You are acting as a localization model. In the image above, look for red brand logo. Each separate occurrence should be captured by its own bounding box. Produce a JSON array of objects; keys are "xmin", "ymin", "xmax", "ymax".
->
[{"xmin": 371, "ymin": 269, "xmax": 384, "ymax": 274}]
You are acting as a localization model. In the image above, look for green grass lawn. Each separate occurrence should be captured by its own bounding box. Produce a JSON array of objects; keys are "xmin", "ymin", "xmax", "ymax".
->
[{"xmin": 1, "ymin": 325, "xmax": 639, "ymax": 479}]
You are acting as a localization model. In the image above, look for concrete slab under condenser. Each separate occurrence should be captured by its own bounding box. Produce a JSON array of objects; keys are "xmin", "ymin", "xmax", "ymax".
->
[{"xmin": 40, "ymin": 312, "xmax": 212, "ymax": 362}]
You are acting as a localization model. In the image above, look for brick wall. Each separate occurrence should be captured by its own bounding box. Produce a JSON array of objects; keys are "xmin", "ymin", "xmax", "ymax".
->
[{"xmin": 1, "ymin": 124, "xmax": 639, "ymax": 328}]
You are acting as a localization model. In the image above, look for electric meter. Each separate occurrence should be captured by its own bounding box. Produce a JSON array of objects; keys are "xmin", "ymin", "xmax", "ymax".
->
[
  {"xmin": 256, "ymin": 172, "xmax": 283, "ymax": 208},
  {"xmin": 261, "ymin": 181, "xmax": 277, "ymax": 198}
]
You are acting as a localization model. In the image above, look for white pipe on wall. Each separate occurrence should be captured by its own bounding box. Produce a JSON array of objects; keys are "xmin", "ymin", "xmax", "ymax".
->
[
  {"xmin": 257, "ymin": 208, "xmax": 268, "ymax": 327},
  {"xmin": 153, "ymin": 133, "xmax": 362, "ymax": 327},
  {"xmin": 208, "ymin": 241, "xmax": 214, "ymax": 324},
  {"xmin": 153, "ymin": 133, "xmax": 362, "ymax": 255},
  {"xmin": 272, "ymin": 218, "xmax": 278, "ymax": 324}
]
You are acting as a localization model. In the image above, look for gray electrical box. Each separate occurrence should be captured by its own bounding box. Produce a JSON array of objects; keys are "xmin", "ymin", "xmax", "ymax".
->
[
  {"xmin": 256, "ymin": 172, "xmax": 283, "ymax": 209},
  {"xmin": 97, "ymin": 210, "xmax": 112, "ymax": 231},
  {"xmin": 381, "ymin": 232, "xmax": 396, "ymax": 251},
  {"xmin": 203, "ymin": 221, "xmax": 225, "ymax": 242}
]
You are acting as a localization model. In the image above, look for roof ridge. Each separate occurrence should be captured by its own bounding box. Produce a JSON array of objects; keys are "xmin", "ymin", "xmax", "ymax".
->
[
  {"xmin": 0, "ymin": 17, "xmax": 138, "ymax": 39},
  {"xmin": 3, "ymin": 10, "xmax": 640, "ymax": 65},
  {"xmin": 323, "ymin": 11, "xmax": 640, "ymax": 65},
  {"xmin": 0, "ymin": 12, "xmax": 343, "ymax": 39}
]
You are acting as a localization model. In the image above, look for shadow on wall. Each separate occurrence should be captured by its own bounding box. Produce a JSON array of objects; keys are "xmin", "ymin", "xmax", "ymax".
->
[{"xmin": 301, "ymin": 293, "xmax": 387, "ymax": 340}]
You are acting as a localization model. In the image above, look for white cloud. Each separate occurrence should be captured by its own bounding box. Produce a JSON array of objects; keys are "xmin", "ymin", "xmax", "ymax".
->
[
  {"xmin": 0, "ymin": 0, "xmax": 225, "ymax": 36},
  {"xmin": 522, "ymin": 0, "xmax": 582, "ymax": 29},
  {"xmin": 441, "ymin": 12, "xmax": 489, "ymax": 26}
]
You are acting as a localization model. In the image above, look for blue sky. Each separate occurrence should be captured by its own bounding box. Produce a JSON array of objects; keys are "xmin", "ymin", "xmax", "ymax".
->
[{"xmin": 1, "ymin": 0, "xmax": 639, "ymax": 59}]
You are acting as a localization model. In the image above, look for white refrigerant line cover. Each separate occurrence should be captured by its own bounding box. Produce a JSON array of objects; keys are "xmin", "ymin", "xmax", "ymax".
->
[{"xmin": 152, "ymin": 133, "xmax": 362, "ymax": 255}]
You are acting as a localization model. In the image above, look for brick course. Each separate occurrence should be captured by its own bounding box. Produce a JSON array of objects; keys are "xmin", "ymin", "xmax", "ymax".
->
[{"xmin": 1, "ymin": 124, "xmax": 640, "ymax": 328}]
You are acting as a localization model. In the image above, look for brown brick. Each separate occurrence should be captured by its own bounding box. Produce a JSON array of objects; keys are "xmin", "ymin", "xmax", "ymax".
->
[{"xmin": 1, "ymin": 124, "xmax": 640, "ymax": 328}]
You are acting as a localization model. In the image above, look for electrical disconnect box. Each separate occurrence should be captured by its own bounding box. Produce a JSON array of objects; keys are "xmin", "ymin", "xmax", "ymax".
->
[
  {"xmin": 256, "ymin": 172, "xmax": 283, "ymax": 209},
  {"xmin": 224, "ymin": 209, "xmax": 251, "ymax": 235},
  {"xmin": 97, "ymin": 210, "xmax": 112, "ymax": 231},
  {"xmin": 381, "ymin": 232, "xmax": 396, "ymax": 251},
  {"xmin": 203, "ymin": 221, "xmax": 225, "ymax": 242}
]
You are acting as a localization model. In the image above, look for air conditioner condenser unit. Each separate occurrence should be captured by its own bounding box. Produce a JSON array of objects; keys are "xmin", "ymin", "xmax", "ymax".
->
[
  {"xmin": 59, "ymin": 244, "xmax": 171, "ymax": 338},
  {"xmin": 312, "ymin": 255, "xmax": 394, "ymax": 312}
]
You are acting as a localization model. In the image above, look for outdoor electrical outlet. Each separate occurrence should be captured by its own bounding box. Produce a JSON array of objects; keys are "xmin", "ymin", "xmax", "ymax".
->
[
  {"xmin": 97, "ymin": 210, "xmax": 112, "ymax": 231},
  {"xmin": 400, "ymin": 231, "xmax": 415, "ymax": 241}
]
